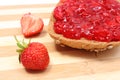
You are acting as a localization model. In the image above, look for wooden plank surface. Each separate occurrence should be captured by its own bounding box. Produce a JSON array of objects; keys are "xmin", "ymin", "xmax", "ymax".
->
[{"xmin": 0, "ymin": 3, "xmax": 120, "ymax": 80}]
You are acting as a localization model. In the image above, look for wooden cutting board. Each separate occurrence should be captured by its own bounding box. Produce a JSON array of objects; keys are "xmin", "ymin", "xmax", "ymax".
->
[{"xmin": 0, "ymin": 3, "xmax": 120, "ymax": 80}]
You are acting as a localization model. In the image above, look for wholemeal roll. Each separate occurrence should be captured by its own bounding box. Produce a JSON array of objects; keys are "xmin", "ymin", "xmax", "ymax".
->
[{"xmin": 48, "ymin": 0, "xmax": 120, "ymax": 52}]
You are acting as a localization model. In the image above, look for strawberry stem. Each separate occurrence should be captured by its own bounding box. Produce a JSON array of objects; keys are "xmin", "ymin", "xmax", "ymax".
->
[
  {"xmin": 28, "ymin": 39, "xmax": 31, "ymax": 44},
  {"xmin": 22, "ymin": 39, "xmax": 28, "ymax": 48},
  {"xmin": 14, "ymin": 35, "xmax": 30, "ymax": 49},
  {"xmin": 14, "ymin": 36, "xmax": 25, "ymax": 49}
]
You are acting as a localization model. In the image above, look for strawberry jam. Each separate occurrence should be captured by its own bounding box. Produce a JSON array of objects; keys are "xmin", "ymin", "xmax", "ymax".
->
[{"xmin": 53, "ymin": 0, "xmax": 120, "ymax": 42}]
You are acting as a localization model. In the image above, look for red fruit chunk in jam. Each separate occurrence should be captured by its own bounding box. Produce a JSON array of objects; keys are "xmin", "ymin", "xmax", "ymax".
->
[
  {"xmin": 53, "ymin": 0, "xmax": 120, "ymax": 42},
  {"xmin": 54, "ymin": 21, "xmax": 64, "ymax": 34},
  {"xmin": 111, "ymin": 25, "xmax": 120, "ymax": 41},
  {"xmin": 92, "ymin": 27, "xmax": 113, "ymax": 42}
]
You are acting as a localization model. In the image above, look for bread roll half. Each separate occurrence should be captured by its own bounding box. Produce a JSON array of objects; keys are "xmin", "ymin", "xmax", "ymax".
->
[{"xmin": 48, "ymin": 0, "xmax": 120, "ymax": 52}]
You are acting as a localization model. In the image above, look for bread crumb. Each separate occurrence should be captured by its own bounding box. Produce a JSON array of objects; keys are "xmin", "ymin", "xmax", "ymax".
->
[
  {"xmin": 55, "ymin": 40, "xmax": 61, "ymax": 44},
  {"xmin": 107, "ymin": 46, "xmax": 113, "ymax": 49}
]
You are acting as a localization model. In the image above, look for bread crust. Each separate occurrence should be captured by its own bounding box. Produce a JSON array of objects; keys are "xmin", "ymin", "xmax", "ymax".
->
[{"xmin": 48, "ymin": 1, "xmax": 120, "ymax": 52}]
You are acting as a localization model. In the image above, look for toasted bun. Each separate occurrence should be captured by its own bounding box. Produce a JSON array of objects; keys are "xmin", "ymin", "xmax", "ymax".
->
[{"xmin": 48, "ymin": 1, "xmax": 120, "ymax": 52}]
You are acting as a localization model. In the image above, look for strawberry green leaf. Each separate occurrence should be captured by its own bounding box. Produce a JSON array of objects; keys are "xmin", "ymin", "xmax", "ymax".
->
[
  {"xmin": 19, "ymin": 54, "xmax": 21, "ymax": 63},
  {"xmin": 16, "ymin": 49, "xmax": 23, "ymax": 53},
  {"xmin": 17, "ymin": 43, "xmax": 25, "ymax": 49}
]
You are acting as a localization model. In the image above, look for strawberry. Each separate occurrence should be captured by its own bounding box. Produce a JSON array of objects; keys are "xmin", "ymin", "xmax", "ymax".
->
[
  {"xmin": 14, "ymin": 36, "xmax": 50, "ymax": 70},
  {"xmin": 21, "ymin": 13, "xmax": 44, "ymax": 37}
]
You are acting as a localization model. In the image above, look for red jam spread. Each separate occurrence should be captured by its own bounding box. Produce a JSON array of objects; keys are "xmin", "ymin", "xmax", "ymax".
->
[{"xmin": 53, "ymin": 0, "xmax": 120, "ymax": 42}]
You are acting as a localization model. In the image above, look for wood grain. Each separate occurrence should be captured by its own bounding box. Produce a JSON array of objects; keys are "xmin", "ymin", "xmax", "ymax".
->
[
  {"xmin": 0, "ymin": 3, "xmax": 120, "ymax": 80},
  {"xmin": 0, "ymin": 13, "xmax": 50, "ymax": 21},
  {"xmin": 0, "ymin": 4, "xmax": 56, "ymax": 9}
]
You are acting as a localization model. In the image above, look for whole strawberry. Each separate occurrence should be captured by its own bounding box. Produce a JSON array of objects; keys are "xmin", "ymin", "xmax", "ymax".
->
[{"xmin": 14, "ymin": 36, "xmax": 50, "ymax": 70}]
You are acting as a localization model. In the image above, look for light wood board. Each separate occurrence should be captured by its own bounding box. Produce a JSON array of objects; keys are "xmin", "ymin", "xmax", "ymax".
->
[{"xmin": 0, "ymin": 3, "xmax": 120, "ymax": 80}]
